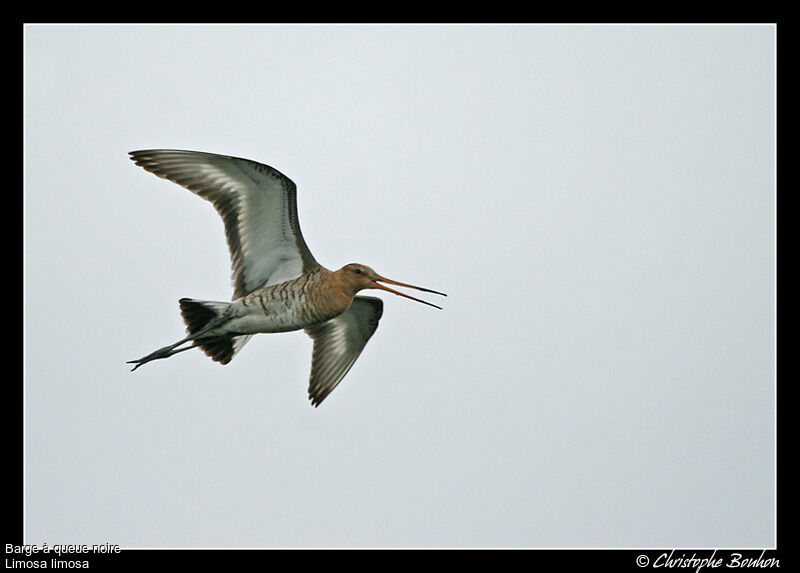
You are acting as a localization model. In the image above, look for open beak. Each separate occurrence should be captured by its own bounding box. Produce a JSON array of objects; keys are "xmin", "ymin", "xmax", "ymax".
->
[{"xmin": 371, "ymin": 276, "xmax": 447, "ymax": 310}]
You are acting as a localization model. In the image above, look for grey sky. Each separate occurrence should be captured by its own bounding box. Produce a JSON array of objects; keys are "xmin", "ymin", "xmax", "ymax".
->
[{"xmin": 24, "ymin": 24, "xmax": 775, "ymax": 548}]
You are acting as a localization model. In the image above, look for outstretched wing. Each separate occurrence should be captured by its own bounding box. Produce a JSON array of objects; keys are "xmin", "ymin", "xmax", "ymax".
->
[
  {"xmin": 129, "ymin": 149, "xmax": 320, "ymax": 298},
  {"xmin": 305, "ymin": 296, "xmax": 384, "ymax": 407}
]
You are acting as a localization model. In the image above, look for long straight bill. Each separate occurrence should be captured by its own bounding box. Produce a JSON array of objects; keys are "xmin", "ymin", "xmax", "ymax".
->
[{"xmin": 372, "ymin": 277, "xmax": 447, "ymax": 310}]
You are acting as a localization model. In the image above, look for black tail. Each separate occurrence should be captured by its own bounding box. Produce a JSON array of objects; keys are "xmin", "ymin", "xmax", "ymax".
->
[{"xmin": 179, "ymin": 298, "xmax": 236, "ymax": 365}]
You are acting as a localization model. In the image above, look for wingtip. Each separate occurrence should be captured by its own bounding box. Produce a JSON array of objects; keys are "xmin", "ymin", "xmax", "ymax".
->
[
  {"xmin": 128, "ymin": 150, "xmax": 150, "ymax": 164},
  {"xmin": 128, "ymin": 149, "xmax": 181, "ymax": 160}
]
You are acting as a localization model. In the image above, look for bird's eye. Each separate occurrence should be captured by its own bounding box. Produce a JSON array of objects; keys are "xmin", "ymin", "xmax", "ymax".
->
[{"xmin": 354, "ymin": 268, "xmax": 363, "ymax": 275}]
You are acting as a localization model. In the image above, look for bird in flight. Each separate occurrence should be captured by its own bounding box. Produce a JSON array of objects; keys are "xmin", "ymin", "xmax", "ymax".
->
[{"xmin": 127, "ymin": 150, "xmax": 446, "ymax": 406}]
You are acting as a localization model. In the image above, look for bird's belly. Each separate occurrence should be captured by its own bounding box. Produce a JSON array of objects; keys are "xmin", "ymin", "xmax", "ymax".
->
[
  {"xmin": 225, "ymin": 277, "xmax": 348, "ymax": 335},
  {"xmin": 226, "ymin": 307, "xmax": 307, "ymax": 335}
]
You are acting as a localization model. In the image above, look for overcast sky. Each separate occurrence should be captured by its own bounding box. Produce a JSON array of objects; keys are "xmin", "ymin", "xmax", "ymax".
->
[{"xmin": 24, "ymin": 24, "xmax": 775, "ymax": 548}]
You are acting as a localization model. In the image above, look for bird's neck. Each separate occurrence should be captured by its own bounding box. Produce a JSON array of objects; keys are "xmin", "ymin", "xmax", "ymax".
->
[
  {"xmin": 327, "ymin": 269, "xmax": 358, "ymax": 302},
  {"xmin": 304, "ymin": 269, "xmax": 354, "ymax": 321}
]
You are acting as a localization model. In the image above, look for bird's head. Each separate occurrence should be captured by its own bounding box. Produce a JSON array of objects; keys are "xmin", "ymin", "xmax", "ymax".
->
[{"xmin": 337, "ymin": 263, "xmax": 446, "ymax": 310}]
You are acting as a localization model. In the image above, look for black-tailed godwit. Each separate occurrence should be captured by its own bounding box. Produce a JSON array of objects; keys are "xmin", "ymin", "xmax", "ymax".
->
[{"xmin": 127, "ymin": 150, "xmax": 445, "ymax": 406}]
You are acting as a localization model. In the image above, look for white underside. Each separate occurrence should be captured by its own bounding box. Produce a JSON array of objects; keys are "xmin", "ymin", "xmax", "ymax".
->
[
  {"xmin": 224, "ymin": 311, "xmax": 306, "ymax": 335},
  {"xmin": 219, "ymin": 296, "xmax": 313, "ymax": 336}
]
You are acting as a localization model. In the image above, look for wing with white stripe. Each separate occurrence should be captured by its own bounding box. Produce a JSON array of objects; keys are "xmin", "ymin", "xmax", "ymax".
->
[
  {"xmin": 305, "ymin": 296, "xmax": 384, "ymax": 407},
  {"xmin": 129, "ymin": 149, "xmax": 320, "ymax": 298}
]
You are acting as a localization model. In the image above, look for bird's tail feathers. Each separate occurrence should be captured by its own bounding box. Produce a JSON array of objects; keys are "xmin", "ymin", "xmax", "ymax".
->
[{"xmin": 179, "ymin": 298, "xmax": 240, "ymax": 364}]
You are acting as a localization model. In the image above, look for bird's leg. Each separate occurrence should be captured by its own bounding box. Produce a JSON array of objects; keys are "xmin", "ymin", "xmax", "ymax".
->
[
  {"xmin": 128, "ymin": 314, "xmax": 229, "ymax": 371},
  {"xmin": 127, "ymin": 338, "xmax": 199, "ymax": 371}
]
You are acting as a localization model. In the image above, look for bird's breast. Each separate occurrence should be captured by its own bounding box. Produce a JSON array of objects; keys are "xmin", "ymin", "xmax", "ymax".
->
[{"xmin": 229, "ymin": 270, "xmax": 352, "ymax": 334}]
